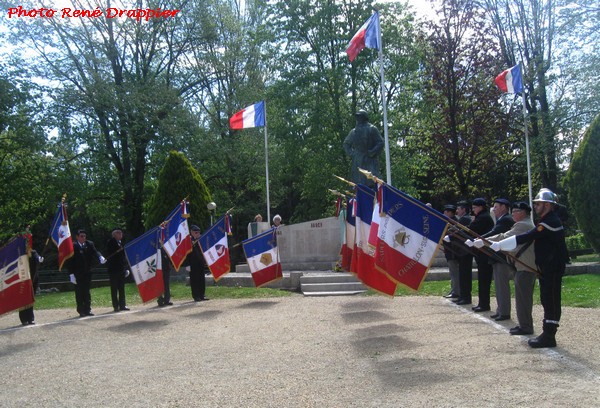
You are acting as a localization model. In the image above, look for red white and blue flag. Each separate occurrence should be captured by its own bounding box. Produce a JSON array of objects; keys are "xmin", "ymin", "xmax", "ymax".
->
[
  {"xmin": 124, "ymin": 227, "xmax": 164, "ymax": 303},
  {"xmin": 161, "ymin": 200, "xmax": 192, "ymax": 271},
  {"xmin": 346, "ymin": 11, "xmax": 380, "ymax": 62},
  {"xmin": 376, "ymin": 184, "xmax": 449, "ymax": 290},
  {"xmin": 230, "ymin": 101, "xmax": 266, "ymax": 129},
  {"xmin": 199, "ymin": 214, "xmax": 232, "ymax": 281},
  {"xmin": 351, "ymin": 184, "xmax": 396, "ymax": 296},
  {"xmin": 340, "ymin": 197, "xmax": 355, "ymax": 271},
  {"xmin": 495, "ymin": 64, "xmax": 523, "ymax": 94},
  {"xmin": 242, "ymin": 228, "xmax": 283, "ymax": 287},
  {"xmin": 0, "ymin": 236, "xmax": 34, "ymax": 316},
  {"xmin": 49, "ymin": 200, "xmax": 74, "ymax": 271}
]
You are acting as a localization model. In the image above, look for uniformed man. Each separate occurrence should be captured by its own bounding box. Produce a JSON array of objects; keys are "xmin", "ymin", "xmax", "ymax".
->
[
  {"xmin": 491, "ymin": 188, "xmax": 569, "ymax": 348},
  {"xmin": 442, "ymin": 204, "xmax": 460, "ymax": 299}
]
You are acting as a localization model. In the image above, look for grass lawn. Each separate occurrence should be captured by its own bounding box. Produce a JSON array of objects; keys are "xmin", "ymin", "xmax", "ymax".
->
[{"xmin": 34, "ymin": 272, "xmax": 600, "ymax": 310}]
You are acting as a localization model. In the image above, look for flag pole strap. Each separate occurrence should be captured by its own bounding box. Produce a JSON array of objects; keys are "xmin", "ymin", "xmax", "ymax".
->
[{"xmin": 357, "ymin": 168, "xmax": 538, "ymax": 274}]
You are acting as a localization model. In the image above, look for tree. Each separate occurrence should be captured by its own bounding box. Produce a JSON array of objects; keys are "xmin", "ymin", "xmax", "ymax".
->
[
  {"xmin": 146, "ymin": 151, "xmax": 212, "ymax": 230},
  {"xmin": 565, "ymin": 113, "xmax": 600, "ymax": 253}
]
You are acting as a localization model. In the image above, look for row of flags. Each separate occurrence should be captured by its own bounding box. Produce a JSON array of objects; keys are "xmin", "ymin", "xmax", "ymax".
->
[{"xmin": 338, "ymin": 183, "xmax": 450, "ymax": 296}]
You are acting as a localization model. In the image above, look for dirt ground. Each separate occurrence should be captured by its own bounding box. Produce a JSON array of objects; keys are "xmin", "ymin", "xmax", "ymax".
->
[{"xmin": 1, "ymin": 295, "xmax": 599, "ymax": 407}]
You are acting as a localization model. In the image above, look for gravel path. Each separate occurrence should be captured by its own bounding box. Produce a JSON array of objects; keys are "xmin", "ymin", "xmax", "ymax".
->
[{"xmin": 1, "ymin": 295, "xmax": 599, "ymax": 407}]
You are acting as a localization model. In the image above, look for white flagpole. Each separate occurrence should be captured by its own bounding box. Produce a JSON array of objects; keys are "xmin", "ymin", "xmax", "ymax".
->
[
  {"xmin": 375, "ymin": 11, "xmax": 392, "ymax": 186},
  {"xmin": 521, "ymin": 90, "xmax": 533, "ymax": 221},
  {"xmin": 264, "ymin": 119, "xmax": 271, "ymax": 224}
]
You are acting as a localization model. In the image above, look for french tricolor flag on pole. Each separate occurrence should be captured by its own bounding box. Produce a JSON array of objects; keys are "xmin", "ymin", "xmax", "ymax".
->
[
  {"xmin": 229, "ymin": 101, "xmax": 266, "ymax": 129},
  {"xmin": 495, "ymin": 64, "xmax": 523, "ymax": 94},
  {"xmin": 346, "ymin": 11, "xmax": 381, "ymax": 62},
  {"xmin": 199, "ymin": 215, "xmax": 231, "ymax": 282},
  {"xmin": 242, "ymin": 228, "xmax": 282, "ymax": 288}
]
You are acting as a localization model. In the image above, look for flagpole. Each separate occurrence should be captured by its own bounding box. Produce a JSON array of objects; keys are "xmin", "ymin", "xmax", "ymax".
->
[
  {"xmin": 264, "ymin": 119, "xmax": 271, "ymax": 224},
  {"xmin": 375, "ymin": 10, "xmax": 392, "ymax": 186},
  {"xmin": 521, "ymin": 90, "xmax": 533, "ymax": 221}
]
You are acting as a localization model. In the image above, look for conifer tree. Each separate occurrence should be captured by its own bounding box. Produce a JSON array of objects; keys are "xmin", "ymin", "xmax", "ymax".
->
[
  {"xmin": 565, "ymin": 113, "xmax": 600, "ymax": 253},
  {"xmin": 146, "ymin": 151, "xmax": 213, "ymax": 231}
]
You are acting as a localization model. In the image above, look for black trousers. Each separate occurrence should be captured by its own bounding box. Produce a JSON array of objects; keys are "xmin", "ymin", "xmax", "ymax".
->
[
  {"xmin": 458, "ymin": 255, "xmax": 473, "ymax": 302},
  {"xmin": 475, "ymin": 261, "xmax": 493, "ymax": 309},
  {"xmin": 190, "ymin": 268, "xmax": 206, "ymax": 300},
  {"xmin": 74, "ymin": 273, "xmax": 92, "ymax": 314},
  {"xmin": 19, "ymin": 307, "xmax": 35, "ymax": 324},
  {"xmin": 158, "ymin": 267, "xmax": 171, "ymax": 305},
  {"xmin": 539, "ymin": 263, "xmax": 565, "ymax": 323},
  {"xmin": 109, "ymin": 272, "xmax": 126, "ymax": 309}
]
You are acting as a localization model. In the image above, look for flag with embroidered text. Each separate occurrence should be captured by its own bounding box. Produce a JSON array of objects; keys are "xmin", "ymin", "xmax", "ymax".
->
[
  {"xmin": 346, "ymin": 11, "xmax": 380, "ymax": 62},
  {"xmin": 242, "ymin": 228, "xmax": 282, "ymax": 287},
  {"xmin": 49, "ymin": 200, "xmax": 74, "ymax": 271},
  {"xmin": 199, "ymin": 214, "xmax": 231, "ymax": 281},
  {"xmin": 161, "ymin": 200, "xmax": 192, "ymax": 271},
  {"xmin": 376, "ymin": 184, "xmax": 449, "ymax": 290},
  {"xmin": 351, "ymin": 184, "xmax": 396, "ymax": 296},
  {"xmin": 0, "ymin": 236, "xmax": 34, "ymax": 316},
  {"xmin": 125, "ymin": 227, "xmax": 164, "ymax": 303}
]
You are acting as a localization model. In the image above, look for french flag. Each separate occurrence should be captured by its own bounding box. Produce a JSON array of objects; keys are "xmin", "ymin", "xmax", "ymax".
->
[
  {"xmin": 242, "ymin": 228, "xmax": 283, "ymax": 288},
  {"xmin": 495, "ymin": 64, "xmax": 523, "ymax": 94},
  {"xmin": 340, "ymin": 197, "xmax": 355, "ymax": 271},
  {"xmin": 124, "ymin": 227, "xmax": 164, "ymax": 303},
  {"xmin": 346, "ymin": 11, "xmax": 380, "ymax": 62},
  {"xmin": 161, "ymin": 201, "xmax": 192, "ymax": 271},
  {"xmin": 230, "ymin": 101, "xmax": 266, "ymax": 129},
  {"xmin": 49, "ymin": 201, "xmax": 74, "ymax": 271},
  {"xmin": 377, "ymin": 184, "xmax": 449, "ymax": 291},
  {"xmin": 199, "ymin": 215, "xmax": 231, "ymax": 281},
  {"xmin": 0, "ymin": 236, "xmax": 35, "ymax": 316},
  {"xmin": 352, "ymin": 184, "xmax": 396, "ymax": 296}
]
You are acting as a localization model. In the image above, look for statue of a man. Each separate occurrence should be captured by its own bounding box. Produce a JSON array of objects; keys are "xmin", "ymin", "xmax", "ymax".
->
[{"xmin": 343, "ymin": 110, "xmax": 384, "ymax": 186}]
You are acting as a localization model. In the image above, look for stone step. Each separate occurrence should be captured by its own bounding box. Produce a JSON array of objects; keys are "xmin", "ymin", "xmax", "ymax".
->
[
  {"xmin": 301, "ymin": 281, "xmax": 367, "ymax": 293},
  {"xmin": 300, "ymin": 273, "xmax": 361, "ymax": 284},
  {"xmin": 302, "ymin": 291, "xmax": 366, "ymax": 297}
]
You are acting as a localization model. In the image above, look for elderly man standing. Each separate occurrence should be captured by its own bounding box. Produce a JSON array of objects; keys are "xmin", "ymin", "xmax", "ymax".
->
[
  {"xmin": 491, "ymin": 189, "xmax": 569, "ymax": 348},
  {"xmin": 473, "ymin": 202, "xmax": 537, "ymax": 335}
]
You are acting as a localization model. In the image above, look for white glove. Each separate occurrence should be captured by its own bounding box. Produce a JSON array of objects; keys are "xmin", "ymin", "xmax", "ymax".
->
[
  {"xmin": 443, "ymin": 235, "xmax": 450, "ymax": 243},
  {"xmin": 69, "ymin": 274, "xmax": 77, "ymax": 284},
  {"xmin": 124, "ymin": 270, "xmax": 130, "ymax": 278},
  {"xmin": 185, "ymin": 266, "xmax": 191, "ymax": 272},
  {"xmin": 99, "ymin": 256, "xmax": 107, "ymax": 264},
  {"xmin": 497, "ymin": 236, "xmax": 517, "ymax": 251},
  {"xmin": 473, "ymin": 239, "xmax": 484, "ymax": 248},
  {"xmin": 464, "ymin": 239, "xmax": 474, "ymax": 247},
  {"xmin": 490, "ymin": 242, "xmax": 501, "ymax": 252},
  {"xmin": 39, "ymin": 256, "xmax": 44, "ymax": 263}
]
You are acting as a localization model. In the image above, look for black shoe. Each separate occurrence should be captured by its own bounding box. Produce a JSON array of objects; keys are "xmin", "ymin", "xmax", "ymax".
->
[
  {"xmin": 472, "ymin": 306, "xmax": 491, "ymax": 312},
  {"xmin": 194, "ymin": 298, "xmax": 201, "ymax": 302},
  {"xmin": 490, "ymin": 313, "xmax": 500, "ymax": 319},
  {"xmin": 86, "ymin": 312, "xmax": 95, "ymax": 317},
  {"xmin": 528, "ymin": 333, "xmax": 556, "ymax": 348},
  {"xmin": 114, "ymin": 308, "xmax": 119, "ymax": 312},
  {"xmin": 79, "ymin": 313, "xmax": 87, "ymax": 318},
  {"xmin": 494, "ymin": 315, "xmax": 510, "ymax": 321},
  {"xmin": 200, "ymin": 297, "xmax": 209, "ymax": 301},
  {"xmin": 443, "ymin": 292, "xmax": 459, "ymax": 299},
  {"xmin": 510, "ymin": 327, "xmax": 533, "ymax": 335},
  {"xmin": 455, "ymin": 299, "xmax": 471, "ymax": 305},
  {"xmin": 120, "ymin": 307, "xmax": 130, "ymax": 311},
  {"xmin": 451, "ymin": 298, "xmax": 461, "ymax": 303},
  {"xmin": 165, "ymin": 301, "xmax": 173, "ymax": 306}
]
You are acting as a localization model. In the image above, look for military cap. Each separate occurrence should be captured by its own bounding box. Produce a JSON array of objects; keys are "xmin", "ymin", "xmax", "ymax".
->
[
  {"xmin": 456, "ymin": 200, "xmax": 470, "ymax": 209},
  {"xmin": 443, "ymin": 204, "xmax": 457, "ymax": 212},
  {"xmin": 494, "ymin": 198, "xmax": 511, "ymax": 206},
  {"xmin": 472, "ymin": 198, "xmax": 487, "ymax": 207},
  {"xmin": 512, "ymin": 201, "xmax": 531, "ymax": 212},
  {"xmin": 190, "ymin": 225, "xmax": 201, "ymax": 232}
]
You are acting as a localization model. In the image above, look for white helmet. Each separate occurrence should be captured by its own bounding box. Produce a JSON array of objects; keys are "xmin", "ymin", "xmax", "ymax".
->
[{"xmin": 532, "ymin": 188, "xmax": 557, "ymax": 204}]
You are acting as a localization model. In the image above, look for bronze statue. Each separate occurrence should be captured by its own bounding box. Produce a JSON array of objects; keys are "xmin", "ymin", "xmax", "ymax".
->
[{"xmin": 343, "ymin": 110, "xmax": 384, "ymax": 186}]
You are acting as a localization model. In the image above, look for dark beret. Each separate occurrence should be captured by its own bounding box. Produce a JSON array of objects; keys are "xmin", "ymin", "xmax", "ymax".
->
[
  {"xmin": 190, "ymin": 225, "xmax": 201, "ymax": 232},
  {"xmin": 472, "ymin": 198, "xmax": 487, "ymax": 207},
  {"xmin": 443, "ymin": 204, "xmax": 457, "ymax": 212},
  {"xmin": 494, "ymin": 198, "xmax": 511, "ymax": 206},
  {"xmin": 456, "ymin": 200, "xmax": 470, "ymax": 209},
  {"xmin": 512, "ymin": 201, "xmax": 531, "ymax": 212}
]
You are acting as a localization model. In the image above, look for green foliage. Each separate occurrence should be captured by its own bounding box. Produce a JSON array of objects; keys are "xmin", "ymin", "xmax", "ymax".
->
[
  {"xmin": 565, "ymin": 113, "xmax": 600, "ymax": 253},
  {"xmin": 146, "ymin": 151, "xmax": 212, "ymax": 230},
  {"xmin": 565, "ymin": 233, "xmax": 591, "ymax": 252}
]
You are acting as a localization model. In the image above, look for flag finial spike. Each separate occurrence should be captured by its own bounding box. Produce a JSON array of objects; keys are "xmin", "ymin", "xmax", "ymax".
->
[{"xmin": 333, "ymin": 174, "xmax": 356, "ymax": 187}]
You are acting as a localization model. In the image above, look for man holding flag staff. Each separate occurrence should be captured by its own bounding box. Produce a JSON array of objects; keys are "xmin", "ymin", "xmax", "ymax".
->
[{"xmin": 184, "ymin": 225, "xmax": 208, "ymax": 302}]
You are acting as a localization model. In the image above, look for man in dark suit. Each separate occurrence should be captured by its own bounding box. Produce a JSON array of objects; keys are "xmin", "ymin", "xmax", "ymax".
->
[
  {"xmin": 105, "ymin": 228, "xmax": 130, "ymax": 312},
  {"xmin": 443, "ymin": 200, "xmax": 473, "ymax": 304},
  {"xmin": 67, "ymin": 229, "xmax": 105, "ymax": 317},
  {"xmin": 442, "ymin": 204, "xmax": 460, "ymax": 299},
  {"xmin": 19, "ymin": 249, "xmax": 43, "ymax": 325},
  {"xmin": 184, "ymin": 225, "xmax": 209, "ymax": 301},
  {"xmin": 468, "ymin": 198, "xmax": 495, "ymax": 311},
  {"xmin": 483, "ymin": 198, "xmax": 515, "ymax": 321}
]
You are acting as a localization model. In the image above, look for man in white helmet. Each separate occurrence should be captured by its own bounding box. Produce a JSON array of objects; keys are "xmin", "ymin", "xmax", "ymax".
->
[{"xmin": 490, "ymin": 188, "xmax": 569, "ymax": 348}]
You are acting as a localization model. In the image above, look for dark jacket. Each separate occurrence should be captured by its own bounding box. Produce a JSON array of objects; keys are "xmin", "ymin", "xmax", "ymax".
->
[
  {"xmin": 482, "ymin": 213, "xmax": 515, "ymax": 264},
  {"xmin": 67, "ymin": 240, "xmax": 102, "ymax": 277},
  {"xmin": 469, "ymin": 210, "xmax": 495, "ymax": 265},
  {"xmin": 516, "ymin": 210, "xmax": 569, "ymax": 271},
  {"xmin": 106, "ymin": 237, "xmax": 127, "ymax": 275}
]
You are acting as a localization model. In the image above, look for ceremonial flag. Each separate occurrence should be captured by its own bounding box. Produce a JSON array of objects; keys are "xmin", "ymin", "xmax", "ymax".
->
[
  {"xmin": 161, "ymin": 200, "xmax": 192, "ymax": 271},
  {"xmin": 124, "ymin": 227, "xmax": 164, "ymax": 303},
  {"xmin": 495, "ymin": 64, "xmax": 523, "ymax": 94},
  {"xmin": 199, "ymin": 215, "xmax": 231, "ymax": 281},
  {"xmin": 242, "ymin": 228, "xmax": 282, "ymax": 287},
  {"xmin": 229, "ymin": 101, "xmax": 266, "ymax": 130},
  {"xmin": 0, "ymin": 236, "xmax": 34, "ymax": 316},
  {"xmin": 376, "ymin": 184, "xmax": 449, "ymax": 290},
  {"xmin": 352, "ymin": 184, "xmax": 396, "ymax": 296},
  {"xmin": 340, "ymin": 197, "xmax": 355, "ymax": 271},
  {"xmin": 49, "ymin": 200, "xmax": 74, "ymax": 271},
  {"xmin": 346, "ymin": 11, "xmax": 380, "ymax": 62}
]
